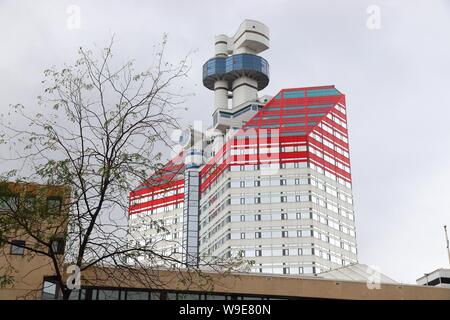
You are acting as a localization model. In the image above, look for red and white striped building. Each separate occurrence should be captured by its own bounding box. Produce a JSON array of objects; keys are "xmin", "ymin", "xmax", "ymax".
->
[{"xmin": 128, "ymin": 20, "xmax": 358, "ymax": 275}]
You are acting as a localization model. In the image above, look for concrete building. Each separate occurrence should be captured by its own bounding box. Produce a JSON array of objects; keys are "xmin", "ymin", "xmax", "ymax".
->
[
  {"xmin": 40, "ymin": 264, "xmax": 450, "ymax": 300},
  {"xmin": 128, "ymin": 19, "xmax": 358, "ymax": 275},
  {"xmin": 417, "ymin": 269, "xmax": 450, "ymax": 288},
  {"xmin": 0, "ymin": 182, "xmax": 69, "ymax": 300}
]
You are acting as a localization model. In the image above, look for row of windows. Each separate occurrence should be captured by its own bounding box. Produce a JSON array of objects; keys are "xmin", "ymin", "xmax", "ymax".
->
[
  {"xmin": 310, "ymin": 132, "xmax": 350, "ymax": 158},
  {"xmin": 230, "ymin": 177, "xmax": 309, "ymax": 189},
  {"xmin": 130, "ymin": 186, "xmax": 183, "ymax": 206},
  {"xmin": 7, "ymin": 239, "xmax": 65, "ymax": 256},
  {"xmin": 0, "ymin": 195, "xmax": 62, "ymax": 213},
  {"xmin": 277, "ymin": 88, "xmax": 341, "ymax": 99},
  {"xmin": 202, "ymin": 206, "xmax": 356, "ymax": 248},
  {"xmin": 210, "ymin": 240, "xmax": 356, "ymax": 269},
  {"xmin": 309, "ymin": 162, "xmax": 352, "ymax": 189},
  {"xmin": 49, "ymin": 286, "xmax": 286, "ymax": 300},
  {"xmin": 335, "ymin": 103, "xmax": 346, "ymax": 115},
  {"xmin": 252, "ymin": 266, "xmax": 316, "ymax": 275},
  {"xmin": 231, "ymin": 230, "xmax": 312, "ymax": 240},
  {"xmin": 227, "ymin": 210, "xmax": 355, "ymax": 234},
  {"xmin": 219, "ymin": 105, "xmax": 259, "ymax": 119},
  {"xmin": 309, "ymin": 146, "xmax": 351, "ymax": 173},
  {"xmin": 326, "ymin": 112, "xmax": 347, "ymax": 129},
  {"xmin": 129, "ymin": 201, "xmax": 183, "ymax": 218},
  {"xmin": 203, "ymin": 218, "xmax": 356, "ymax": 256},
  {"xmin": 318, "ymin": 122, "xmax": 348, "ymax": 144},
  {"xmin": 230, "ymin": 194, "xmax": 310, "ymax": 205},
  {"xmin": 201, "ymin": 181, "xmax": 354, "ymax": 242}
]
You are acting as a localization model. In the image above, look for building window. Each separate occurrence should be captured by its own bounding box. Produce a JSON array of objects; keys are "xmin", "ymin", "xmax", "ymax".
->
[
  {"xmin": 255, "ymin": 232, "xmax": 261, "ymax": 239},
  {"xmin": 47, "ymin": 197, "xmax": 62, "ymax": 214},
  {"xmin": 0, "ymin": 194, "xmax": 18, "ymax": 212},
  {"xmin": 282, "ymin": 249, "xmax": 289, "ymax": 256},
  {"xmin": 254, "ymin": 180, "xmax": 260, "ymax": 187},
  {"xmin": 240, "ymin": 215, "xmax": 245, "ymax": 222},
  {"xmin": 281, "ymin": 231, "xmax": 288, "ymax": 238},
  {"xmin": 24, "ymin": 196, "xmax": 36, "ymax": 212},
  {"xmin": 49, "ymin": 238, "xmax": 65, "ymax": 255},
  {"xmin": 240, "ymin": 233, "xmax": 245, "ymax": 239},
  {"xmin": 240, "ymin": 198, "xmax": 245, "ymax": 205},
  {"xmin": 254, "ymin": 197, "xmax": 261, "ymax": 204},
  {"xmin": 255, "ymin": 250, "xmax": 262, "ymax": 257},
  {"xmin": 255, "ymin": 214, "xmax": 261, "ymax": 221},
  {"xmin": 283, "ymin": 267, "xmax": 290, "ymax": 275},
  {"xmin": 10, "ymin": 240, "xmax": 25, "ymax": 255},
  {"xmin": 299, "ymin": 267, "xmax": 304, "ymax": 274},
  {"xmin": 280, "ymin": 196, "xmax": 287, "ymax": 203},
  {"xmin": 281, "ymin": 213, "xmax": 287, "ymax": 220},
  {"xmin": 240, "ymin": 181, "xmax": 245, "ymax": 188}
]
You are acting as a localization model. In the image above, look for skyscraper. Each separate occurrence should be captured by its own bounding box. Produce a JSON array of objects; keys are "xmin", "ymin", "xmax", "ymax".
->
[{"xmin": 128, "ymin": 20, "xmax": 358, "ymax": 275}]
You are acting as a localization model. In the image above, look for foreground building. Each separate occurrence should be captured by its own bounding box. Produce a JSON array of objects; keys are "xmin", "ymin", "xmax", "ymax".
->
[
  {"xmin": 417, "ymin": 269, "xmax": 450, "ymax": 288},
  {"xmin": 41, "ymin": 264, "xmax": 450, "ymax": 300},
  {"xmin": 128, "ymin": 20, "xmax": 358, "ymax": 275},
  {"xmin": 0, "ymin": 182, "xmax": 69, "ymax": 300}
]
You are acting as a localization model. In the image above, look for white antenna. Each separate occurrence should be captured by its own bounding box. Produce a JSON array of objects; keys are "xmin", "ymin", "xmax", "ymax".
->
[{"xmin": 445, "ymin": 225, "xmax": 450, "ymax": 268}]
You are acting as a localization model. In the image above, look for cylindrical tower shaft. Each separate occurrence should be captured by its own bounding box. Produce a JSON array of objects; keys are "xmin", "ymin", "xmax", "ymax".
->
[
  {"xmin": 232, "ymin": 77, "xmax": 257, "ymax": 108},
  {"xmin": 215, "ymin": 34, "xmax": 228, "ymax": 57},
  {"xmin": 214, "ymin": 80, "xmax": 228, "ymax": 110}
]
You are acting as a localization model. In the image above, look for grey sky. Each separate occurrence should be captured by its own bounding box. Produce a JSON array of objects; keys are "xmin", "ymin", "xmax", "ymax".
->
[{"xmin": 1, "ymin": 0, "xmax": 450, "ymax": 283}]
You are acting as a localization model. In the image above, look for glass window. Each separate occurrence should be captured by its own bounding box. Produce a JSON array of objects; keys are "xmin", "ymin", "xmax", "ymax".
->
[
  {"xmin": 307, "ymin": 88, "xmax": 340, "ymax": 97},
  {"xmin": 42, "ymin": 280, "xmax": 57, "ymax": 300},
  {"xmin": 24, "ymin": 196, "xmax": 36, "ymax": 212},
  {"xmin": 284, "ymin": 90, "xmax": 305, "ymax": 99},
  {"xmin": 69, "ymin": 290, "xmax": 81, "ymax": 300},
  {"xmin": 166, "ymin": 292, "xmax": 177, "ymax": 300},
  {"xmin": 47, "ymin": 197, "xmax": 62, "ymax": 214},
  {"xmin": 150, "ymin": 292, "xmax": 161, "ymax": 300},
  {"xmin": 177, "ymin": 293, "xmax": 201, "ymax": 300},
  {"xmin": 0, "ymin": 194, "xmax": 18, "ymax": 212},
  {"xmin": 206, "ymin": 294, "xmax": 226, "ymax": 300},
  {"xmin": 97, "ymin": 289, "xmax": 120, "ymax": 300},
  {"xmin": 10, "ymin": 240, "xmax": 25, "ymax": 255},
  {"xmin": 126, "ymin": 291, "xmax": 149, "ymax": 300},
  {"xmin": 50, "ymin": 238, "xmax": 65, "ymax": 255}
]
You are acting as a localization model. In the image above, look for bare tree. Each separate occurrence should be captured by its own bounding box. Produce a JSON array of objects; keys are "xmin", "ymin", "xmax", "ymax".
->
[{"xmin": 0, "ymin": 36, "xmax": 249, "ymax": 300}]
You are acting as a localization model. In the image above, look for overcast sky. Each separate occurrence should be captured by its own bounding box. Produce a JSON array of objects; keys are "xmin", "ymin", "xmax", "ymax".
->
[{"xmin": 1, "ymin": 0, "xmax": 450, "ymax": 284}]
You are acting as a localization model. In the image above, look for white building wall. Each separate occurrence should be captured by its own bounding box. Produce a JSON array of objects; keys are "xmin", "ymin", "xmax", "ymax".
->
[{"xmin": 199, "ymin": 165, "xmax": 358, "ymax": 274}]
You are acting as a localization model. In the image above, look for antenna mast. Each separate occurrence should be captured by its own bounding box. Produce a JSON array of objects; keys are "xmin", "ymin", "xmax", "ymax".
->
[{"xmin": 445, "ymin": 225, "xmax": 450, "ymax": 268}]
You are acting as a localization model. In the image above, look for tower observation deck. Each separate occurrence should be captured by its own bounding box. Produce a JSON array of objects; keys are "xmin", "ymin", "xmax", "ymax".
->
[{"xmin": 202, "ymin": 20, "xmax": 270, "ymax": 130}]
